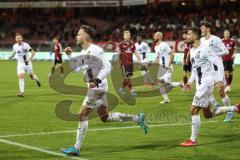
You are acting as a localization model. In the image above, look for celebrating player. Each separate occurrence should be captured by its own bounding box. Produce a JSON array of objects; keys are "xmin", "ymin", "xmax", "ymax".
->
[
  {"xmin": 49, "ymin": 37, "xmax": 64, "ymax": 77},
  {"xmin": 118, "ymin": 30, "xmax": 143, "ymax": 96},
  {"xmin": 200, "ymin": 22, "xmax": 232, "ymax": 121},
  {"xmin": 9, "ymin": 33, "xmax": 41, "ymax": 97},
  {"xmin": 135, "ymin": 34, "xmax": 154, "ymax": 87},
  {"xmin": 182, "ymin": 31, "xmax": 192, "ymax": 84},
  {"xmin": 152, "ymin": 31, "xmax": 182, "ymax": 104},
  {"xmin": 61, "ymin": 25, "xmax": 148, "ymax": 156},
  {"xmin": 222, "ymin": 29, "xmax": 236, "ymax": 92},
  {"xmin": 180, "ymin": 27, "xmax": 240, "ymax": 147}
]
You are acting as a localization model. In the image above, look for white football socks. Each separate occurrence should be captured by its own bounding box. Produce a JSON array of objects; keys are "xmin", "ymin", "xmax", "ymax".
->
[
  {"xmin": 19, "ymin": 78, "xmax": 24, "ymax": 93},
  {"xmin": 74, "ymin": 120, "xmax": 88, "ymax": 150},
  {"xmin": 190, "ymin": 115, "xmax": 201, "ymax": 142},
  {"xmin": 107, "ymin": 112, "xmax": 138, "ymax": 122},
  {"xmin": 222, "ymin": 95, "xmax": 230, "ymax": 106},
  {"xmin": 213, "ymin": 106, "xmax": 237, "ymax": 116},
  {"xmin": 210, "ymin": 96, "xmax": 219, "ymax": 107},
  {"xmin": 171, "ymin": 82, "xmax": 181, "ymax": 87}
]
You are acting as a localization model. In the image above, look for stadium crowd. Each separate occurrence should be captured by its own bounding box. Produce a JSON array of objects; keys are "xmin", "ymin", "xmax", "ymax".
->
[{"xmin": 0, "ymin": 1, "xmax": 239, "ymax": 50}]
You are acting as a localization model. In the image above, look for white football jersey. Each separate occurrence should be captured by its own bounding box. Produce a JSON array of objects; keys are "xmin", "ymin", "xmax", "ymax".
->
[
  {"xmin": 154, "ymin": 41, "xmax": 172, "ymax": 67},
  {"xmin": 13, "ymin": 42, "xmax": 31, "ymax": 64},
  {"xmin": 68, "ymin": 44, "xmax": 111, "ymax": 91},
  {"xmin": 200, "ymin": 35, "xmax": 229, "ymax": 57},
  {"xmin": 188, "ymin": 42, "xmax": 223, "ymax": 88},
  {"xmin": 135, "ymin": 41, "xmax": 151, "ymax": 60}
]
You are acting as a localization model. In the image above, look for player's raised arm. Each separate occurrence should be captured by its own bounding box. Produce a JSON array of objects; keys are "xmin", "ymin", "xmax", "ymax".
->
[{"xmin": 65, "ymin": 47, "xmax": 80, "ymax": 73}]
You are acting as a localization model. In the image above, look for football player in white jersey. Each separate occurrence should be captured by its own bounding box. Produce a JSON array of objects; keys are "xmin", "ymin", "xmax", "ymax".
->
[
  {"xmin": 135, "ymin": 35, "xmax": 154, "ymax": 87},
  {"xmin": 61, "ymin": 25, "xmax": 148, "ymax": 156},
  {"xmin": 180, "ymin": 27, "xmax": 240, "ymax": 147},
  {"xmin": 9, "ymin": 33, "xmax": 41, "ymax": 97},
  {"xmin": 152, "ymin": 32, "xmax": 182, "ymax": 104},
  {"xmin": 200, "ymin": 22, "xmax": 231, "ymax": 121}
]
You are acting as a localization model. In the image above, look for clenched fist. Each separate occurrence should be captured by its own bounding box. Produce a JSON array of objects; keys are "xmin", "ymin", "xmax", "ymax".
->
[{"xmin": 64, "ymin": 47, "xmax": 72, "ymax": 55}]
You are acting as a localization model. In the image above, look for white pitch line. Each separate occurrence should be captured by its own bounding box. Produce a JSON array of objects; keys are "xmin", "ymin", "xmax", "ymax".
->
[
  {"xmin": 0, "ymin": 138, "xmax": 88, "ymax": 160},
  {"xmin": 0, "ymin": 120, "xmax": 219, "ymax": 138}
]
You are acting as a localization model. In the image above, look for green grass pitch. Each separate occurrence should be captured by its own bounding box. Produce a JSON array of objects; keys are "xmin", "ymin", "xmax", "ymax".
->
[{"xmin": 0, "ymin": 60, "xmax": 239, "ymax": 160}]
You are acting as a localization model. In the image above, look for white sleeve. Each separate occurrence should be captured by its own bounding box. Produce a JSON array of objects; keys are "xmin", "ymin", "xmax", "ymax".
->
[
  {"xmin": 67, "ymin": 55, "xmax": 82, "ymax": 73},
  {"xmin": 166, "ymin": 43, "xmax": 172, "ymax": 54},
  {"xmin": 207, "ymin": 51, "xmax": 224, "ymax": 82},
  {"xmin": 188, "ymin": 68, "xmax": 196, "ymax": 84},
  {"xmin": 216, "ymin": 38, "xmax": 229, "ymax": 56},
  {"xmin": 25, "ymin": 43, "xmax": 32, "ymax": 51},
  {"xmin": 97, "ymin": 52, "xmax": 112, "ymax": 80},
  {"xmin": 144, "ymin": 43, "xmax": 151, "ymax": 53},
  {"xmin": 12, "ymin": 45, "xmax": 15, "ymax": 53}
]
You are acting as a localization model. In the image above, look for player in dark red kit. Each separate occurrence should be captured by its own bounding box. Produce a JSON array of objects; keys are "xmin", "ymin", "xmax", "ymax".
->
[
  {"xmin": 118, "ymin": 30, "xmax": 143, "ymax": 96},
  {"xmin": 182, "ymin": 32, "xmax": 192, "ymax": 84},
  {"xmin": 222, "ymin": 30, "xmax": 236, "ymax": 92},
  {"xmin": 49, "ymin": 37, "xmax": 64, "ymax": 77}
]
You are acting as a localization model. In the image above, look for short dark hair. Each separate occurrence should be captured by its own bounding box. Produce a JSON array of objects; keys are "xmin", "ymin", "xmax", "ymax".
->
[
  {"xmin": 123, "ymin": 30, "xmax": 130, "ymax": 34},
  {"xmin": 188, "ymin": 26, "xmax": 201, "ymax": 39},
  {"xmin": 201, "ymin": 22, "xmax": 212, "ymax": 28},
  {"xmin": 80, "ymin": 25, "xmax": 95, "ymax": 40}
]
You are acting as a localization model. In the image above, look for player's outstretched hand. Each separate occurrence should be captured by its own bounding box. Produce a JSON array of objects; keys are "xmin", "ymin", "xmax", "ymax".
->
[{"xmin": 64, "ymin": 47, "xmax": 72, "ymax": 55}]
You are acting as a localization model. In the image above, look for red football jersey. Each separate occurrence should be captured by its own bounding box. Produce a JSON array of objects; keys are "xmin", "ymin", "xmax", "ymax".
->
[
  {"xmin": 119, "ymin": 41, "xmax": 136, "ymax": 66},
  {"xmin": 53, "ymin": 43, "xmax": 62, "ymax": 59},
  {"xmin": 222, "ymin": 38, "xmax": 235, "ymax": 61},
  {"xmin": 183, "ymin": 41, "xmax": 191, "ymax": 62}
]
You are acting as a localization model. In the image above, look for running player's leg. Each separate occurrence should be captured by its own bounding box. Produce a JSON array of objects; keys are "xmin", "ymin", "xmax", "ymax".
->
[
  {"xmin": 58, "ymin": 57, "xmax": 64, "ymax": 76},
  {"xmin": 61, "ymin": 106, "xmax": 92, "ymax": 156},
  {"xmin": 97, "ymin": 94, "xmax": 148, "ymax": 134},
  {"xmin": 50, "ymin": 64, "xmax": 56, "ymax": 76},
  {"xmin": 27, "ymin": 63, "xmax": 41, "ymax": 87},
  {"xmin": 217, "ymin": 81, "xmax": 230, "ymax": 106},
  {"xmin": 181, "ymin": 85, "xmax": 212, "ymax": 147},
  {"xmin": 60, "ymin": 63, "xmax": 64, "ymax": 76},
  {"xmin": 18, "ymin": 73, "xmax": 25, "ymax": 97},
  {"xmin": 17, "ymin": 64, "xmax": 25, "ymax": 97},
  {"xmin": 141, "ymin": 64, "xmax": 153, "ymax": 86},
  {"xmin": 158, "ymin": 79, "xmax": 170, "ymax": 104},
  {"xmin": 180, "ymin": 105, "xmax": 201, "ymax": 147}
]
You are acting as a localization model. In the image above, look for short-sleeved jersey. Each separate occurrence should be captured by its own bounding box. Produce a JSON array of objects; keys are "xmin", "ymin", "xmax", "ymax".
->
[
  {"xmin": 200, "ymin": 35, "xmax": 229, "ymax": 58},
  {"xmin": 53, "ymin": 43, "xmax": 62, "ymax": 59},
  {"xmin": 222, "ymin": 38, "xmax": 235, "ymax": 61},
  {"xmin": 68, "ymin": 44, "xmax": 111, "ymax": 91},
  {"xmin": 189, "ymin": 43, "xmax": 222, "ymax": 89},
  {"xmin": 154, "ymin": 41, "xmax": 172, "ymax": 67},
  {"xmin": 119, "ymin": 41, "xmax": 136, "ymax": 66},
  {"xmin": 13, "ymin": 42, "xmax": 32, "ymax": 64},
  {"xmin": 135, "ymin": 41, "xmax": 151, "ymax": 59}
]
